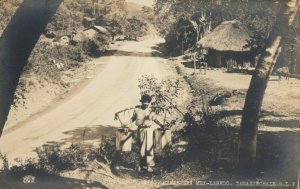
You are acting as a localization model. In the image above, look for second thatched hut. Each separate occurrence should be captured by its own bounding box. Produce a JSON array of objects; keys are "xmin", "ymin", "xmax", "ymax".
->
[
  {"xmin": 197, "ymin": 20, "xmax": 254, "ymax": 67},
  {"xmin": 73, "ymin": 25, "xmax": 109, "ymax": 43}
]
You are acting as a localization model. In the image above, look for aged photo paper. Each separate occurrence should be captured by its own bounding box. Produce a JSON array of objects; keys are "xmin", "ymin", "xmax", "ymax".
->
[{"xmin": 0, "ymin": 0, "xmax": 299, "ymax": 188}]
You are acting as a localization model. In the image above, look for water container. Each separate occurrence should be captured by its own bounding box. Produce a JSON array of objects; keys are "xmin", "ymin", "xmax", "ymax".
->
[
  {"xmin": 154, "ymin": 129, "xmax": 172, "ymax": 154},
  {"xmin": 115, "ymin": 128, "xmax": 133, "ymax": 152}
]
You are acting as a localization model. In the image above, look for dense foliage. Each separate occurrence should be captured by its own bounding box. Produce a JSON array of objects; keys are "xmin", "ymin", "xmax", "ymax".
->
[
  {"xmin": 154, "ymin": 0, "xmax": 280, "ymax": 56},
  {"xmin": 43, "ymin": 0, "xmax": 148, "ymax": 39}
]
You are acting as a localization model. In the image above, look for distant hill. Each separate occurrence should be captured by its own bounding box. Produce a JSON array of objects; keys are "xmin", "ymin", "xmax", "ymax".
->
[
  {"xmin": 124, "ymin": 2, "xmax": 144, "ymax": 17},
  {"xmin": 125, "ymin": 0, "xmax": 153, "ymax": 7}
]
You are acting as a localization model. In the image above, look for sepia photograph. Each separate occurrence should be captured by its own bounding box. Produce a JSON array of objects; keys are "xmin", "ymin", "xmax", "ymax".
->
[{"xmin": 0, "ymin": 0, "xmax": 299, "ymax": 188}]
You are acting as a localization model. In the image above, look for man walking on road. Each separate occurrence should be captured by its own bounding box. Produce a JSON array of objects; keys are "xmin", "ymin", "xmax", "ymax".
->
[{"xmin": 124, "ymin": 94, "xmax": 163, "ymax": 172}]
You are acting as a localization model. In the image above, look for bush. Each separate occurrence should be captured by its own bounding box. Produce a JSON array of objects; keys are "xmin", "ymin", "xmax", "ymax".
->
[
  {"xmin": 89, "ymin": 136, "xmax": 139, "ymax": 169},
  {"xmin": 0, "ymin": 153, "xmax": 9, "ymax": 171},
  {"xmin": 83, "ymin": 34, "xmax": 111, "ymax": 57},
  {"xmin": 36, "ymin": 143, "xmax": 85, "ymax": 173},
  {"xmin": 89, "ymin": 136, "xmax": 117, "ymax": 165},
  {"xmin": 83, "ymin": 39, "xmax": 100, "ymax": 56},
  {"xmin": 23, "ymin": 41, "xmax": 88, "ymax": 78}
]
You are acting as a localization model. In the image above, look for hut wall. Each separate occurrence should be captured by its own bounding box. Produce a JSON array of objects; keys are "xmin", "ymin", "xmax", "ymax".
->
[
  {"xmin": 206, "ymin": 50, "xmax": 254, "ymax": 68},
  {"xmin": 216, "ymin": 52, "xmax": 222, "ymax": 67},
  {"xmin": 221, "ymin": 51, "xmax": 254, "ymax": 67},
  {"xmin": 207, "ymin": 49, "xmax": 223, "ymax": 67}
]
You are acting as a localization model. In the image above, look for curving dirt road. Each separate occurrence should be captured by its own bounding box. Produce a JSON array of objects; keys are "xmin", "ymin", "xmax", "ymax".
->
[{"xmin": 0, "ymin": 37, "xmax": 169, "ymax": 160}]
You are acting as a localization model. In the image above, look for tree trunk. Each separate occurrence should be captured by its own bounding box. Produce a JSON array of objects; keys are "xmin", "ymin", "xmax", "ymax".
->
[
  {"xmin": 238, "ymin": 0, "xmax": 299, "ymax": 177},
  {"xmin": 0, "ymin": 0, "xmax": 62, "ymax": 137}
]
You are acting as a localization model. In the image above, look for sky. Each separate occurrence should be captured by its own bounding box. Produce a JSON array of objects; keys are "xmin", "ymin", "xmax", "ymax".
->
[{"xmin": 125, "ymin": 0, "xmax": 155, "ymax": 7}]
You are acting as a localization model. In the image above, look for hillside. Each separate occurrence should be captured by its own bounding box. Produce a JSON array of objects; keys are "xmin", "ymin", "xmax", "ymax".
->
[
  {"xmin": 126, "ymin": 0, "xmax": 154, "ymax": 7},
  {"xmin": 1, "ymin": 0, "xmax": 151, "ymax": 129},
  {"xmin": 124, "ymin": 2, "xmax": 143, "ymax": 16}
]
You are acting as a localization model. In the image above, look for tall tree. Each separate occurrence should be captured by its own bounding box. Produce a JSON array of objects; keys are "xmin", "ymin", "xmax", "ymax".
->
[
  {"xmin": 106, "ymin": 18, "xmax": 122, "ymax": 41},
  {"xmin": 125, "ymin": 16, "xmax": 147, "ymax": 41},
  {"xmin": 238, "ymin": 0, "xmax": 299, "ymax": 177},
  {"xmin": 0, "ymin": 0, "xmax": 62, "ymax": 137}
]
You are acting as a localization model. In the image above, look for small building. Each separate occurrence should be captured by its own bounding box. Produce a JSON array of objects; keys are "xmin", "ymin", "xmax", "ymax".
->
[
  {"xmin": 197, "ymin": 20, "xmax": 254, "ymax": 67},
  {"xmin": 72, "ymin": 25, "xmax": 109, "ymax": 43},
  {"xmin": 91, "ymin": 25, "xmax": 108, "ymax": 34},
  {"xmin": 83, "ymin": 17, "xmax": 96, "ymax": 28}
]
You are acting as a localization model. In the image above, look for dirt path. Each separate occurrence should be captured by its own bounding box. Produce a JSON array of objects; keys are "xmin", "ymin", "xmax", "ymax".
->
[{"xmin": 0, "ymin": 36, "xmax": 169, "ymax": 161}]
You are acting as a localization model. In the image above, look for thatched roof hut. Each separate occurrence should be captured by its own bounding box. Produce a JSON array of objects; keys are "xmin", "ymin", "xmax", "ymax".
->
[
  {"xmin": 73, "ymin": 25, "xmax": 109, "ymax": 43},
  {"xmin": 197, "ymin": 20, "xmax": 254, "ymax": 67},
  {"xmin": 198, "ymin": 20, "xmax": 251, "ymax": 51}
]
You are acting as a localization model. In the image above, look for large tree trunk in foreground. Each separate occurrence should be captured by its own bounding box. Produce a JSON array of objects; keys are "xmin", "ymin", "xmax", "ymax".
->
[
  {"xmin": 238, "ymin": 0, "xmax": 299, "ymax": 176},
  {"xmin": 0, "ymin": 0, "xmax": 62, "ymax": 137}
]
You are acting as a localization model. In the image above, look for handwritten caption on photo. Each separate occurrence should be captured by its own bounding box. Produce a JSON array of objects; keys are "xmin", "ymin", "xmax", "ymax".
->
[{"xmin": 151, "ymin": 180, "xmax": 297, "ymax": 188}]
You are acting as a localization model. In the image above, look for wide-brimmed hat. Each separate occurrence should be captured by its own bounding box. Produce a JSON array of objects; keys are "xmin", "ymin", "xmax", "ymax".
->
[{"xmin": 140, "ymin": 94, "xmax": 152, "ymax": 103}]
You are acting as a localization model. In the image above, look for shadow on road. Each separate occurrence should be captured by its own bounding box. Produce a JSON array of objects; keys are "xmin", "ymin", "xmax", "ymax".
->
[
  {"xmin": 260, "ymin": 110, "xmax": 288, "ymax": 118},
  {"xmin": 104, "ymin": 50, "xmax": 160, "ymax": 57},
  {"xmin": 103, "ymin": 42, "xmax": 166, "ymax": 58},
  {"xmin": 151, "ymin": 42, "xmax": 166, "ymax": 57},
  {"xmin": 260, "ymin": 119, "xmax": 300, "ymax": 128},
  {"xmin": 62, "ymin": 125, "xmax": 116, "ymax": 143},
  {"xmin": 207, "ymin": 110, "xmax": 243, "ymax": 121},
  {"xmin": 38, "ymin": 125, "xmax": 117, "ymax": 149}
]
